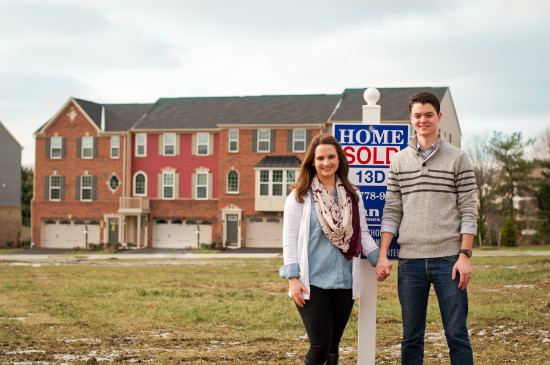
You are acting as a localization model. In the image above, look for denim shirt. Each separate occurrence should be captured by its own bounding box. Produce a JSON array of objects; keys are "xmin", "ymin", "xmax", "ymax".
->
[
  {"xmin": 279, "ymin": 190, "xmax": 380, "ymax": 281},
  {"xmin": 308, "ymin": 189, "xmax": 353, "ymax": 289}
]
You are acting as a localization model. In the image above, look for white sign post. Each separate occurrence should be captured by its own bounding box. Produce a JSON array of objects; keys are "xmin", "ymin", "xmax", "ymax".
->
[
  {"xmin": 357, "ymin": 88, "xmax": 381, "ymax": 365},
  {"xmin": 332, "ymin": 88, "xmax": 408, "ymax": 364}
]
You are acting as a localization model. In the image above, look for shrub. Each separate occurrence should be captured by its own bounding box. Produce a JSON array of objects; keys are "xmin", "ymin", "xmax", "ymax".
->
[
  {"xmin": 200, "ymin": 242, "xmax": 216, "ymax": 250},
  {"xmin": 501, "ymin": 218, "xmax": 518, "ymax": 247}
]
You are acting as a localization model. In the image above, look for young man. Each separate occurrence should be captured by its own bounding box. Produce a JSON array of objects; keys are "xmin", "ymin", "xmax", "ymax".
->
[{"xmin": 376, "ymin": 92, "xmax": 478, "ymax": 364}]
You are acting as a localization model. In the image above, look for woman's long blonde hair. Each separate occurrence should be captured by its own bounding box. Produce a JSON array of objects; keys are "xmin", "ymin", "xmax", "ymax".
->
[{"xmin": 292, "ymin": 133, "xmax": 359, "ymax": 203}]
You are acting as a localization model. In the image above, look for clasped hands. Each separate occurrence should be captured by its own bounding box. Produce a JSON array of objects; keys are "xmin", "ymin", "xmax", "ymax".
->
[{"xmin": 376, "ymin": 257, "xmax": 393, "ymax": 282}]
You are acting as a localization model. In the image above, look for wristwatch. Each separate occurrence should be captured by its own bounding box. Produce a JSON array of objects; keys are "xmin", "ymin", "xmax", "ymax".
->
[{"xmin": 459, "ymin": 249, "xmax": 472, "ymax": 257}]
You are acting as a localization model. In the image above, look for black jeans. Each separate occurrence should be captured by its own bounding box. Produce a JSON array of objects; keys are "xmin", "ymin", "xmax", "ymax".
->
[{"xmin": 296, "ymin": 285, "xmax": 355, "ymax": 363}]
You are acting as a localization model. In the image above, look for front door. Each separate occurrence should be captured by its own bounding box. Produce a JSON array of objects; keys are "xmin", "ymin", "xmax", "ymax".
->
[
  {"xmin": 226, "ymin": 214, "xmax": 239, "ymax": 245},
  {"xmin": 108, "ymin": 218, "xmax": 119, "ymax": 244}
]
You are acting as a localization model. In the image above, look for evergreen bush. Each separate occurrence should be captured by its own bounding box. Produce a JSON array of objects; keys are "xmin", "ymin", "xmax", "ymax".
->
[{"xmin": 501, "ymin": 218, "xmax": 518, "ymax": 247}]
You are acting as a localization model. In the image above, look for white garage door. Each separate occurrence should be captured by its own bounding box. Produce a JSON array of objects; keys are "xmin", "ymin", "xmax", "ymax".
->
[
  {"xmin": 153, "ymin": 219, "xmax": 212, "ymax": 249},
  {"xmin": 246, "ymin": 217, "xmax": 283, "ymax": 248},
  {"xmin": 41, "ymin": 220, "xmax": 100, "ymax": 249}
]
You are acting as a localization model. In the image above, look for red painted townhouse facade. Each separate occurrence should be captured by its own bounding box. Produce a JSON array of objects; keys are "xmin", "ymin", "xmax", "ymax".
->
[{"xmin": 32, "ymin": 87, "xmax": 461, "ymax": 249}]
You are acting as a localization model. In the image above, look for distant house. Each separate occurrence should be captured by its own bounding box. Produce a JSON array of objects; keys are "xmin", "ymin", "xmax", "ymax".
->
[
  {"xmin": 0, "ymin": 121, "xmax": 23, "ymax": 247},
  {"xmin": 32, "ymin": 87, "xmax": 461, "ymax": 249}
]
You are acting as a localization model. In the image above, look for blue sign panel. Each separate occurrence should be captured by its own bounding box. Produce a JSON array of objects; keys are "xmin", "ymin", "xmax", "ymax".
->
[{"xmin": 333, "ymin": 123, "xmax": 409, "ymax": 260}]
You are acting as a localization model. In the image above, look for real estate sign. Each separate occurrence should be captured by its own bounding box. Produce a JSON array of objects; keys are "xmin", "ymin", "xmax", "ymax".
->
[{"xmin": 333, "ymin": 123, "xmax": 409, "ymax": 260}]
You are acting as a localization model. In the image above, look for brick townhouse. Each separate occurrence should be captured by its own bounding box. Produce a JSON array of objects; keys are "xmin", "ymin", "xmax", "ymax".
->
[{"xmin": 32, "ymin": 87, "xmax": 460, "ymax": 249}]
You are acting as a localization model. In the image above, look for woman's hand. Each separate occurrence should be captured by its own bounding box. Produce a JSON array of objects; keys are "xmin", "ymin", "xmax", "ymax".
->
[
  {"xmin": 288, "ymin": 277, "xmax": 308, "ymax": 308},
  {"xmin": 376, "ymin": 256, "xmax": 393, "ymax": 282}
]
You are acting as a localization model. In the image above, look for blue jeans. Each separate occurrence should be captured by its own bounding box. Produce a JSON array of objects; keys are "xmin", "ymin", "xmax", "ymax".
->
[{"xmin": 398, "ymin": 256, "xmax": 473, "ymax": 365}]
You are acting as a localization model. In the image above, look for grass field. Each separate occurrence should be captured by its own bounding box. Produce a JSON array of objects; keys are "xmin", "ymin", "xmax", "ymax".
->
[{"xmin": 0, "ymin": 255, "xmax": 548, "ymax": 364}]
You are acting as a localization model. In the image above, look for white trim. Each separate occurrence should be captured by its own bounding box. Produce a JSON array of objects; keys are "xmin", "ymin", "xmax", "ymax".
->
[
  {"xmin": 162, "ymin": 171, "xmax": 175, "ymax": 200},
  {"xmin": 228, "ymin": 129, "xmax": 239, "ymax": 153},
  {"xmin": 257, "ymin": 129, "xmax": 270, "ymax": 153},
  {"xmin": 133, "ymin": 171, "xmax": 147, "ymax": 196},
  {"xmin": 163, "ymin": 133, "xmax": 176, "ymax": 156},
  {"xmin": 49, "ymin": 175, "xmax": 61, "ymax": 201},
  {"xmin": 257, "ymin": 168, "xmax": 298, "ymax": 197},
  {"xmin": 81, "ymin": 136, "xmax": 94, "ymax": 159},
  {"xmin": 110, "ymin": 135, "xmax": 120, "ymax": 159},
  {"xmin": 50, "ymin": 136, "xmax": 63, "ymax": 159},
  {"xmin": 80, "ymin": 175, "xmax": 93, "ymax": 201},
  {"xmin": 34, "ymin": 98, "xmax": 101, "ymax": 137},
  {"xmin": 108, "ymin": 175, "xmax": 120, "ymax": 192},
  {"xmin": 135, "ymin": 133, "xmax": 147, "ymax": 157},
  {"xmin": 195, "ymin": 171, "xmax": 208, "ymax": 200},
  {"xmin": 226, "ymin": 170, "xmax": 239, "ymax": 194},
  {"xmin": 293, "ymin": 128, "xmax": 306, "ymax": 152},
  {"xmin": 196, "ymin": 132, "xmax": 209, "ymax": 155}
]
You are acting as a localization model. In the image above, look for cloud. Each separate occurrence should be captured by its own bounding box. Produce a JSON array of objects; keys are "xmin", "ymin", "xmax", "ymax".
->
[{"xmin": 0, "ymin": 0, "xmax": 549, "ymax": 167}]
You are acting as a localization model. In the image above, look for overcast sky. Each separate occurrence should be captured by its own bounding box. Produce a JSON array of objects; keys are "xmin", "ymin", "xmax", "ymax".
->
[{"xmin": 1, "ymin": 0, "xmax": 549, "ymax": 167}]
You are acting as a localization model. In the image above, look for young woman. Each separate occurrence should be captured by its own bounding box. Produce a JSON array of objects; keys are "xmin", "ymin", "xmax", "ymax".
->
[{"xmin": 280, "ymin": 133, "xmax": 379, "ymax": 365}]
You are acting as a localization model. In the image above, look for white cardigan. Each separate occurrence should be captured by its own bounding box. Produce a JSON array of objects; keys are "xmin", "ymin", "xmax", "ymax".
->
[{"xmin": 282, "ymin": 189, "xmax": 378, "ymax": 300}]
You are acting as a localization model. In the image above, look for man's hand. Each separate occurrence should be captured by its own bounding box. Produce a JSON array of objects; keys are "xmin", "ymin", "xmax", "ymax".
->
[
  {"xmin": 288, "ymin": 278, "xmax": 308, "ymax": 308},
  {"xmin": 376, "ymin": 256, "xmax": 393, "ymax": 282},
  {"xmin": 452, "ymin": 255, "xmax": 472, "ymax": 290}
]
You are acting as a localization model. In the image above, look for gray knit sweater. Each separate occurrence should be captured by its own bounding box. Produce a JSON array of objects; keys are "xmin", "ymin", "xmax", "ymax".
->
[{"xmin": 381, "ymin": 136, "xmax": 478, "ymax": 258}]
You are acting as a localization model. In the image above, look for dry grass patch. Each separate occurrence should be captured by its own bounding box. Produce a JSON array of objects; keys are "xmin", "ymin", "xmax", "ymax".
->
[{"xmin": 0, "ymin": 256, "xmax": 548, "ymax": 364}]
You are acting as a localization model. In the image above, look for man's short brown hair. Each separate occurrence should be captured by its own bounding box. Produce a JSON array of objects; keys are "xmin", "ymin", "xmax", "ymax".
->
[{"xmin": 409, "ymin": 92, "xmax": 441, "ymax": 114}]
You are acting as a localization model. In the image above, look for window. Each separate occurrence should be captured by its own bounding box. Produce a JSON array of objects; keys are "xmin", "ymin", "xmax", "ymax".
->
[
  {"xmin": 162, "ymin": 172, "xmax": 175, "ymax": 199},
  {"xmin": 196, "ymin": 173, "xmax": 208, "ymax": 199},
  {"xmin": 50, "ymin": 137, "xmax": 63, "ymax": 159},
  {"xmin": 136, "ymin": 133, "xmax": 146, "ymax": 156},
  {"xmin": 267, "ymin": 218, "xmax": 280, "ymax": 223},
  {"xmin": 81, "ymin": 175, "xmax": 93, "ymax": 201},
  {"xmin": 134, "ymin": 173, "xmax": 146, "ymax": 196},
  {"xmin": 197, "ymin": 133, "xmax": 209, "ymax": 155},
  {"xmin": 286, "ymin": 170, "xmax": 296, "ymax": 194},
  {"xmin": 110, "ymin": 136, "xmax": 120, "ymax": 159},
  {"xmin": 156, "ymin": 219, "xmax": 168, "ymax": 224},
  {"xmin": 272, "ymin": 170, "xmax": 283, "ymax": 196},
  {"xmin": 81, "ymin": 136, "xmax": 94, "ymax": 159},
  {"xmin": 50, "ymin": 175, "xmax": 61, "ymax": 201},
  {"xmin": 259, "ymin": 169, "xmax": 297, "ymax": 197},
  {"xmin": 293, "ymin": 129, "xmax": 306, "ymax": 152},
  {"xmin": 227, "ymin": 170, "xmax": 239, "ymax": 194},
  {"xmin": 163, "ymin": 133, "xmax": 176, "ymax": 155},
  {"xmin": 260, "ymin": 170, "xmax": 270, "ymax": 196},
  {"xmin": 171, "ymin": 219, "xmax": 183, "ymax": 224},
  {"xmin": 257, "ymin": 129, "xmax": 270, "ymax": 152},
  {"xmin": 228, "ymin": 129, "xmax": 238, "ymax": 152},
  {"xmin": 250, "ymin": 217, "xmax": 263, "ymax": 223},
  {"xmin": 109, "ymin": 176, "xmax": 119, "ymax": 191},
  {"xmin": 186, "ymin": 220, "xmax": 198, "ymax": 225}
]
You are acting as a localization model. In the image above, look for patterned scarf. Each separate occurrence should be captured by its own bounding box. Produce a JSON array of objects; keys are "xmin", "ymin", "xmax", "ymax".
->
[{"xmin": 311, "ymin": 176, "xmax": 362, "ymax": 260}]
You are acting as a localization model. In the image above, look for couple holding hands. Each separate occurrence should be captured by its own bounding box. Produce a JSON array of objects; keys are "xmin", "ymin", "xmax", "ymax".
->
[{"xmin": 280, "ymin": 92, "xmax": 477, "ymax": 365}]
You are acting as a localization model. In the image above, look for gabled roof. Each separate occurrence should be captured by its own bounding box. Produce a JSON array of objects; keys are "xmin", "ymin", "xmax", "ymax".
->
[
  {"xmin": 74, "ymin": 98, "xmax": 154, "ymax": 132},
  {"xmin": 0, "ymin": 120, "xmax": 23, "ymax": 150},
  {"xmin": 254, "ymin": 155, "xmax": 302, "ymax": 168},
  {"xmin": 133, "ymin": 94, "xmax": 342, "ymax": 130},
  {"xmin": 330, "ymin": 87, "xmax": 449, "ymax": 122}
]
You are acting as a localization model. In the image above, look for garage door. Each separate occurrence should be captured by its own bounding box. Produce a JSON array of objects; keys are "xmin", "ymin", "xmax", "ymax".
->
[
  {"xmin": 41, "ymin": 220, "xmax": 100, "ymax": 249},
  {"xmin": 153, "ymin": 219, "xmax": 212, "ymax": 249},
  {"xmin": 246, "ymin": 217, "xmax": 283, "ymax": 248}
]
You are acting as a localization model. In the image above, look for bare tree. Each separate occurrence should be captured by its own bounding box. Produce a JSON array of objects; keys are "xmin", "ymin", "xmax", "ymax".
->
[
  {"xmin": 464, "ymin": 133, "xmax": 500, "ymax": 246},
  {"xmin": 530, "ymin": 126, "xmax": 550, "ymax": 161}
]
